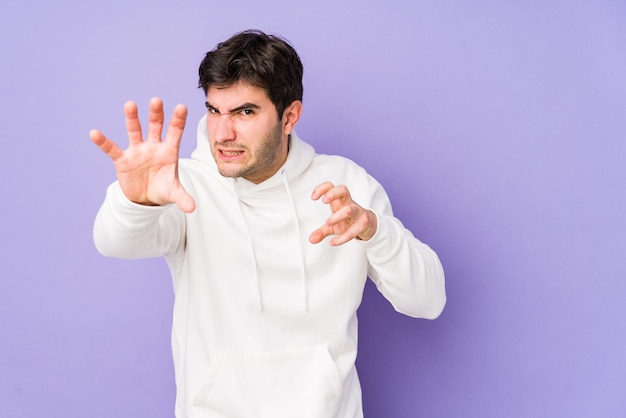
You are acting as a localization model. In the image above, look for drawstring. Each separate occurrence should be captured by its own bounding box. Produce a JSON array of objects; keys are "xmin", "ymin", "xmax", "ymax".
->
[
  {"xmin": 231, "ymin": 172, "xmax": 309, "ymax": 312},
  {"xmin": 282, "ymin": 169, "xmax": 309, "ymax": 311},
  {"xmin": 232, "ymin": 180, "xmax": 264, "ymax": 311}
]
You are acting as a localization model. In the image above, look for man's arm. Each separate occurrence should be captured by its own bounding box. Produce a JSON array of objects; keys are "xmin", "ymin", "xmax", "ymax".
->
[{"xmin": 90, "ymin": 98, "xmax": 192, "ymax": 260}]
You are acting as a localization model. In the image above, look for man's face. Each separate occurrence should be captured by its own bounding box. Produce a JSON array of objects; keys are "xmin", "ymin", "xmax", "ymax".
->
[{"xmin": 206, "ymin": 83, "xmax": 288, "ymax": 184}]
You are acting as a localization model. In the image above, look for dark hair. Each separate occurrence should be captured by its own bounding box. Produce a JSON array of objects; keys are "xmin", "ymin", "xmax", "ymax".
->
[{"xmin": 198, "ymin": 29, "xmax": 303, "ymax": 119}]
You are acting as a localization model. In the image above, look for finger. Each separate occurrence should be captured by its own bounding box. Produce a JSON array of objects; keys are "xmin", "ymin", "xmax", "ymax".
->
[
  {"xmin": 311, "ymin": 182, "xmax": 335, "ymax": 201},
  {"xmin": 164, "ymin": 104, "xmax": 188, "ymax": 149},
  {"xmin": 324, "ymin": 205, "xmax": 356, "ymax": 228},
  {"xmin": 309, "ymin": 206, "xmax": 350, "ymax": 244},
  {"xmin": 320, "ymin": 184, "xmax": 350, "ymax": 205},
  {"xmin": 147, "ymin": 97, "xmax": 164, "ymax": 142},
  {"xmin": 309, "ymin": 223, "xmax": 357, "ymax": 246},
  {"xmin": 309, "ymin": 226, "xmax": 330, "ymax": 244},
  {"xmin": 124, "ymin": 101, "xmax": 143, "ymax": 145},
  {"xmin": 89, "ymin": 129, "xmax": 123, "ymax": 161},
  {"xmin": 329, "ymin": 225, "xmax": 361, "ymax": 246}
]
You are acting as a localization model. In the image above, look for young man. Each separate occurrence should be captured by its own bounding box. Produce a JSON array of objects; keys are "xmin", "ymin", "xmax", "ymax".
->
[{"xmin": 90, "ymin": 29, "xmax": 445, "ymax": 418}]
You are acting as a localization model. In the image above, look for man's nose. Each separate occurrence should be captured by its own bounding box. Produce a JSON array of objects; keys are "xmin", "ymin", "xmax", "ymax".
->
[{"xmin": 212, "ymin": 114, "xmax": 235, "ymax": 142}]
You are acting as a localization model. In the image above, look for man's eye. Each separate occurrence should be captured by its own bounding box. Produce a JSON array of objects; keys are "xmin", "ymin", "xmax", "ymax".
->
[{"xmin": 241, "ymin": 109, "xmax": 254, "ymax": 116}]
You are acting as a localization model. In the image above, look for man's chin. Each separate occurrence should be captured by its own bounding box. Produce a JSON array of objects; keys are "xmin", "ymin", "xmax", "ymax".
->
[
  {"xmin": 214, "ymin": 159, "xmax": 244, "ymax": 178},
  {"xmin": 217, "ymin": 169, "xmax": 243, "ymax": 179}
]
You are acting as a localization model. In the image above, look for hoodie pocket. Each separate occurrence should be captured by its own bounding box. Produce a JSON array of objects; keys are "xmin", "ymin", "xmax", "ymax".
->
[{"xmin": 192, "ymin": 345, "xmax": 343, "ymax": 418}]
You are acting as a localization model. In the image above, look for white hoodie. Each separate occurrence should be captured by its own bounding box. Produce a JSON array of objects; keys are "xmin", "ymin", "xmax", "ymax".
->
[{"xmin": 93, "ymin": 116, "xmax": 446, "ymax": 418}]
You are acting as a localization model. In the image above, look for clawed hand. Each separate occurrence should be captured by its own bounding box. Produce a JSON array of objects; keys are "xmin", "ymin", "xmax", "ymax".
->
[
  {"xmin": 309, "ymin": 182, "xmax": 378, "ymax": 246},
  {"xmin": 89, "ymin": 98, "xmax": 196, "ymax": 213}
]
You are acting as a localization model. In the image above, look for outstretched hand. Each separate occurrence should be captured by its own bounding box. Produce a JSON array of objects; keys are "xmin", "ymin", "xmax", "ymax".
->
[
  {"xmin": 89, "ymin": 98, "xmax": 196, "ymax": 213},
  {"xmin": 309, "ymin": 182, "xmax": 378, "ymax": 246}
]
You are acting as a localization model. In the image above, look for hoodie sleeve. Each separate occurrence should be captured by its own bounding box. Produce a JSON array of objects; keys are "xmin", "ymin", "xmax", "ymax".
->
[
  {"xmin": 360, "ymin": 177, "xmax": 446, "ymax": 319},
  {"xmin": 93, "ymin": 181, "xmax": 186, "ymax": 260}
]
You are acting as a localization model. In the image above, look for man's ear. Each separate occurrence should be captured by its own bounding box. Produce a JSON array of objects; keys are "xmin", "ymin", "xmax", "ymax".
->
[{"xmin": 282, "ymin": 100, "xmax": 303, "ymax": 136}]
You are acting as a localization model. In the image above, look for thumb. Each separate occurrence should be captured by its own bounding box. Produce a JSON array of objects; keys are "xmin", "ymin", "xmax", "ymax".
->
[{"xmin": 171, "ymin": 186, "xmax": 196, "ymax": 213}]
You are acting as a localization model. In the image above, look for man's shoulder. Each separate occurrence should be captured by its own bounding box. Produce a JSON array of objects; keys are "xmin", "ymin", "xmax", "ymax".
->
[
  {"xmin": 309, "ymin": 152, "xmax": 370, "ymax": 181},
  {"xmin": 313, "ymin": 152, "xmax": 360, "ymax": 167},
  {"xmin": 315, "ymin": 151, "xmax": 367, "ymax": 167}
]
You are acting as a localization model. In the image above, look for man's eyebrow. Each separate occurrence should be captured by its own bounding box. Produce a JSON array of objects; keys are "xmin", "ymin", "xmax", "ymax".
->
[
  {"xmin": 205, "ymin": 101, "xmax": 261, "ymax": 114},
  {"xmin": 230, "ymin": 103, "xmax": 261, "ymax": 113}
]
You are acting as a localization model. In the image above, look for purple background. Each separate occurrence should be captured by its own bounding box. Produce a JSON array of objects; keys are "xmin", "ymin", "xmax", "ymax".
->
[{"xmin": 2, "ymin": 1, "xmax": 625, "ymax": 417}]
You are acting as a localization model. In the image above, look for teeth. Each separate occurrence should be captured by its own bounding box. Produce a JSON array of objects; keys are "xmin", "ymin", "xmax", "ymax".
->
[{"xmin": 222, "ymin": 151, "xmax": 242, "ymax": 156}]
